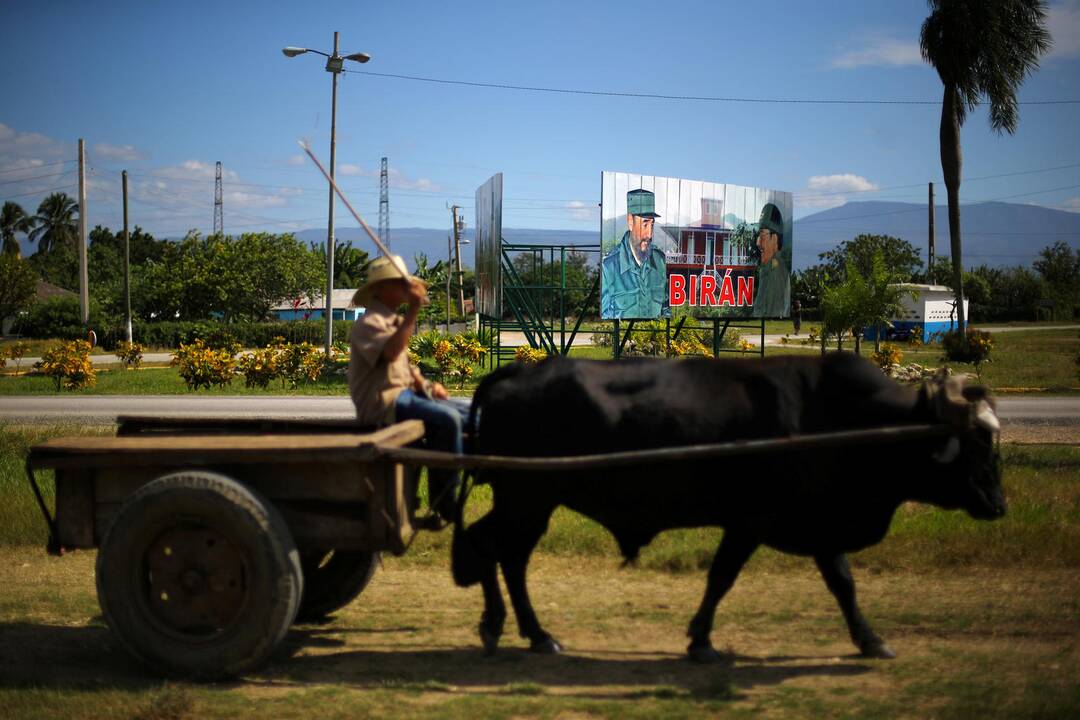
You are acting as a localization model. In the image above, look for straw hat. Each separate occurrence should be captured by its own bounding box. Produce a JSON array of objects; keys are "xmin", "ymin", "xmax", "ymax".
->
[{"xmin": 352, "ymin": 254, "xmax": 426, "ymax": 306}]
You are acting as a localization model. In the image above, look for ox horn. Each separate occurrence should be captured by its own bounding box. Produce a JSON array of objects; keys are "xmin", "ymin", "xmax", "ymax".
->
[{"xmin": 974, "ymin": 399, "xmax": 1001, "ymax": 435}]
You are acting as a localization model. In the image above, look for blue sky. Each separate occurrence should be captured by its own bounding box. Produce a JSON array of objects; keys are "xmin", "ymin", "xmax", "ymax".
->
[{"xmin": 2, "ymin": 0, "xmax": 1079, "ymax": 245}]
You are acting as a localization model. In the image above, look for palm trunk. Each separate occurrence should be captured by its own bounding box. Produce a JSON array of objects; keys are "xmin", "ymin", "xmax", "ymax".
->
[{"xmin": 939, "ymin": 83, "xmax": 966, "ymax": 333}]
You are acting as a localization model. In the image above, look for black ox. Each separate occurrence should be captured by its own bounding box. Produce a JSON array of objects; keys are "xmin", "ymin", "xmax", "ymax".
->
[{"xmin": 452, "ymin": 352, "xmax": 1004, "ymax": 662}]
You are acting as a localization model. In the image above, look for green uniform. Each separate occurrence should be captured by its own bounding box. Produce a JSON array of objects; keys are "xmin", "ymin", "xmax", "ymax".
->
[
  {"xmin": 754, "ymin": 256, "xmax": 790, "ymax": 318},
  {"xmin": 601, "ymin": 231, "xmax": 670, "ymax": 319}
]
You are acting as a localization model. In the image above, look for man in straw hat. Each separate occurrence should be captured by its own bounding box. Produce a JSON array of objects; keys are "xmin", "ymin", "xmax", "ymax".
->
[{"xmin": 349, "ymin": 254, "xmax": 470, "ymax": 522}]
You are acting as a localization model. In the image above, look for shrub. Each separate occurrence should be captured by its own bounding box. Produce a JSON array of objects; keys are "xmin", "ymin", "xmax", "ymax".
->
[
  {"xmin": 871, "ymin": 342, "xmax": 903, "ymax": 370},
  {"xmin": 114, "ymin": 341, "xmax": 144, "ymax": 370},
  {"xmin": 670, "ymin": 336, "xmax": 710, "ymax": 357},
  {"xmin": 277, "ymin": 340, "xmax": 324, "ymax": 388},
  {"xmin": 514, "ymin": 346, "xmax": 547, "ymax": 365},
  {"xmin": 2, "ymin": 341, "xmax": 31, "ymax": 372},
  {"xmin": 942, "ymin": 329, "xmax": 994, "ymax": 366},
  {"xmin": 433, "ymin": 339, "xmax": 454, "ymax": 381},
  {"xmin": 34, "ymin": 340, "xmax": 96, "ymax": 390},
  {"xmin": 410, "ymin": 329, "xmax": 447, "ymax": 358},
  {"xmin": 172, "ymin": 340, "xmax": 236, "ymax": 390},
  {"xmin": 235, "ymin": 346, "xmax": 279, "ymax": 389},
  {"xmin": 450, "ymin": 333, "xmax": 487, "ymax": 363}
]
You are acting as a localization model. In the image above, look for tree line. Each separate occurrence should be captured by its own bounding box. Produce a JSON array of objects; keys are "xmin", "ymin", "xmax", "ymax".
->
[
  {"xmin": 1, "ymin": 192, "xmax": 373, "ymax": 329},
  {"xmin": 792, "ymin": 234, "xmax": 1080, "ymax": 325}
]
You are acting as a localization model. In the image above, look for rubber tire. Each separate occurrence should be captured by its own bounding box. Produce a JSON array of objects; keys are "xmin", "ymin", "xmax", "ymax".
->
[
  {"xmin": 96, "ymin": 470, "xmax": 303, "ymax": 679},
  {"xmin": 295, "ymin": 550, "xmax": 379, "ymax": 622}
]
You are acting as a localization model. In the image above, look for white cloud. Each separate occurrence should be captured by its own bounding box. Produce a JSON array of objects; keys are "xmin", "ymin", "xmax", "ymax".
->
[
  {"xmin": 91, "ymin": 142, "xmax": 145, "ymax": 161},
  {"xmin": 286, "ymin": 154, "xmax": 306, "ymax": 166},
  {"xmin": 1061, "ymin": 196, "xmax": 1080, "ymax": 212},
  {"xmin": 806, "ymin": 174, "xmax": 880, "ymax": 193},
  {"xmin": 335, "ymin": 161, "xmax": 442, "ymax": 192},
  {"xmin": 1048, "ymin": 0, "xmax": 1080, "ymax": 58},
  {"xmin": 0, "ymin": 123, "xmax": 69, "ymax": 174},
  {"xmin": 799, "ymin": 174, "xmax": 881, "ymax": 210},
  {"xmin": 566, "ymin": 200, "xmax": 597, "ymax": 222},
  {"xmin": 831, "ymin": 38, "xmax": 922, "ymax": 69}
]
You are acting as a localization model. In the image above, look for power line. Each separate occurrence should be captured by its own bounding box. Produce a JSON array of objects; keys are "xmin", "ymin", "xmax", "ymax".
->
[
  {"xmin": 346, "ymin": 69, "xmax": 1080, "ymax": 106},
  {"xmin": 0, "ymin": 159, "xmax": 77, "ymax": 176},
  {"xmin": 0, "ymin": 170, "xmax": 77, "ymax": 186},
  {"xmin": 1, "ymin": 183, "xmax": 77, "ymax": 201}
]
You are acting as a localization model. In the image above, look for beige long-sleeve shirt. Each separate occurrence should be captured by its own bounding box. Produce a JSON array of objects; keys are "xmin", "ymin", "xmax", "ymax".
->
[{"xmin": 347, "ymin": 300, "xmax": 413, "ymax": 426}]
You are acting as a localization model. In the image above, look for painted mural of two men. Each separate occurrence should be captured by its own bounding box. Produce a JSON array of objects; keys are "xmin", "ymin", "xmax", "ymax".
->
[{"xmin": 601, "ymin": 189, "xmax": 670, "ymax": 319}]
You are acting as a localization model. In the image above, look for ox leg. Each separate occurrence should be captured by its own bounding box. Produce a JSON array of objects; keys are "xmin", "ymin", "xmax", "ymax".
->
[
  {"xmin": 814, "ymin": 554, "xmax": 895, "ymax": 659},
  {"xmin": 498, "ymin": 511, "xmax": 561, "ymax": 654},
  {"xmin": 464, "ymin": 512, "xmax": 507, "ymax": 655},
  {"xmin": 686, "ymin": 531, "xmax": 759, "ymax": 663}
]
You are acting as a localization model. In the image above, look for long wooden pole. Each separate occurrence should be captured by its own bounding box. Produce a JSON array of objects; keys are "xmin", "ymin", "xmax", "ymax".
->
[
  {"xmin": 77, "ymin": 139, "xmax": 89, "ymax": 326},
  {"xmin": 122, "ymin": 171, "xmax": 132, "ymax": 343}
]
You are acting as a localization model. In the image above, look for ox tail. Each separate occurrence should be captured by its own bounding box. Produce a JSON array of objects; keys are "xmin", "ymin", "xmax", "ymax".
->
[{"xmin": 451, "ymin": 487, "xmax": 486, "ymax": 587}]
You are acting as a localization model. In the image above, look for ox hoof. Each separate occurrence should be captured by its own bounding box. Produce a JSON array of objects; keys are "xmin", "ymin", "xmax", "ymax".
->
[
  {"xmin": 860, "ymin": 641, "xmax": 897, "ymax": 660},
  {"xmin": 530, "ymin": 636, "xmax": 563, "ymax": 654},
  {"xmin": 687, "ymin": 643, "xmax": 722, "ymax": 664},
  {"xmin": 479, "ymin": 623, "xmax": 501, "ymax": 656}
]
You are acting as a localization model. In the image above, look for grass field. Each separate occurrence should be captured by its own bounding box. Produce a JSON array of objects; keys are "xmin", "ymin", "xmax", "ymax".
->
[{"xmin": 1, "ymin": 424, "xmax": 1077, "ymax": 717}]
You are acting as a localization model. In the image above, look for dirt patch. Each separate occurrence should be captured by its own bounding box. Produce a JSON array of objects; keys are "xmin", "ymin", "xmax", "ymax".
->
[
  {"xmin": 1, "ymin": 547, "xmax": 1078, "ymax": 718},
  {"xmin": 1002, "ymin": 424, "xmax": 1080, "ymax": 444}
]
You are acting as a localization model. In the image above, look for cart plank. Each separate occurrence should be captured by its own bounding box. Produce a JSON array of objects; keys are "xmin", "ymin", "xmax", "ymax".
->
[{"xmin": 28, "ymin": 421, "xmax": 425, "ymax": 471}]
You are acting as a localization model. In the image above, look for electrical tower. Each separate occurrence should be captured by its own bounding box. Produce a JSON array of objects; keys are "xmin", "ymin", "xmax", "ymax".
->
[
  {"xmin": 378, "ymin": 156, "xmax": 390, "ymax": 254},
  {"xmin": 213, "ymin": 161, "xmax": 224, "ymax": 236}
]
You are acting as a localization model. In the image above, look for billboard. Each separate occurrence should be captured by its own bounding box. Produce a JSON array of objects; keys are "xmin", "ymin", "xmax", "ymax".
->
[
  {"xmin": 600, "ymin": 172, "xmax": 792, "ymax": 319},
  {"xmin": 474, "ymin": 173, "xmax": 503, "ymax": 317}
]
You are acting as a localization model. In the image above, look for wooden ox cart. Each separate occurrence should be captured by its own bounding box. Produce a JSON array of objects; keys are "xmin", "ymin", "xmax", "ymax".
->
[{"xmin": 26, "ymin": 416, "xmax": 426, "ymax": 678}]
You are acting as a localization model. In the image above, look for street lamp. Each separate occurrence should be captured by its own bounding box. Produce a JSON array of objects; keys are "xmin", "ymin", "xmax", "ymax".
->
[{"xmin": 282, "ymin": 32, "xmax": 371, "ymax": 357}]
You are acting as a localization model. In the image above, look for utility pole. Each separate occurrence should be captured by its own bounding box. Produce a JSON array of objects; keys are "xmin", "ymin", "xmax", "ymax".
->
[
  {"xmin": 77, "ymin": 139, "xmax": 89, "ymax": 326},
  {"xmin": 449, "ymin": 204, "xmax": 465, "ymax": 316},
  {"xmin": 446, "ymin": 233, "xmax": 452, "ymax": 332},
  {"xmin": 122, "ymin": 171, "xmax": 132, "ymax": 343},
  {"xmin": 928, "ymin": 182, "xmax": 936, "ymax": 285},
  {"xmin": 324, "ymin": 30, "xmax": 341, "ymax": 357},
  {"xmin": 213, "ymin": 161, "xmax": 224, "ymax": 236},
  {"xmin": 378, "ymin": 156, "xmax": 390, "ymax": 254}
]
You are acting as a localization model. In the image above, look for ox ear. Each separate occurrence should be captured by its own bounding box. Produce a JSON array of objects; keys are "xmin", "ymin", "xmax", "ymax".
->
[
  {"xmin": 932, "ymin": 436, "xmax": 961, "ymax": 464},
  {"xmin": 961, "ymin": 384, "xmax": 997, "ymax": 412}
]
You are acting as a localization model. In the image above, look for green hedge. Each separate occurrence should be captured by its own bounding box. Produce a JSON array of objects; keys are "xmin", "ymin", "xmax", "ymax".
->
[{"xmin": 16, "ymin": 298, "xmax": 355, "ymax": 351}]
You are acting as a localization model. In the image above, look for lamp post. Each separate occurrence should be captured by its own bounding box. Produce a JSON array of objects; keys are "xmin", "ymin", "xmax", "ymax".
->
[{"xmin": 283, "ymin": 33, "xmax": 370, "ymax": 357}]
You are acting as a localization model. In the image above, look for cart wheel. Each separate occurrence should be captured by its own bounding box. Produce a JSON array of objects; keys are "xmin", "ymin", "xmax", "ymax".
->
[
  {"xmin": 295, "ymin": 550, "xmax": 379, "ymax": 621},
  {"xmin": 96, "ymin": 470, "xmax": 303, "ymax": 679}
]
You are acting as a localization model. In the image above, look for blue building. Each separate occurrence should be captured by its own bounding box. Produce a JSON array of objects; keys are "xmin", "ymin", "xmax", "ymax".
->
[{"xmin": 272, "ymin": 289, "xmax": 362, "ymax": 322}]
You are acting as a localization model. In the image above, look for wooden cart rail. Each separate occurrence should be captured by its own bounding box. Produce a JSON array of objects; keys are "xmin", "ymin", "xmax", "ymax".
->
[
  {"xmin": 27, "ymin": 421, "xmax": 425, "ymax": 555},
  {"xmin": 28, "ymin": 422, "xmax": 424, "ymax": 470}
]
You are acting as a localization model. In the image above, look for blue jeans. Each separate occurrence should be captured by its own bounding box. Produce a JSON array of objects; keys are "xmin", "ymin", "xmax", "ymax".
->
[{"xmin": 394, "ymin": 390, "xmax": 471, "ymax": 515}]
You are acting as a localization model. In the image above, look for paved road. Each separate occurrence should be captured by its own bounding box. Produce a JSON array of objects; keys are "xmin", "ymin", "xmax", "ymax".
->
[{"xmin": 1, "ymin": 394, "xmax": 1075, "ymax": 426}]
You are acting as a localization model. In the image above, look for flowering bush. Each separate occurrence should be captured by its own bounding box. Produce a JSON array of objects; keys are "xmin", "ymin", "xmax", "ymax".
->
[
  {"xmin": 235, "ymin": 346, "xmax": 279, "ymax": 389},
  {"xmin": 451, "ymin": 333, "xmax": 487, "ymax": 363},
  {"xmin": 1, "ymin": 341, "xmax": 31, "ymax": 372},
  {"xmin": 172, "ymin": 340, "xmax": 236, "ymax": 390},
  {"xmin": 514, "ymin": 346, "xmax": 547, "ymax": 365},
  {"xmin": 942, "ymin": 329, "xmax": 994, "ymax": 365},
  {"xmin": 277, "ymin": 341, "xmax": 324, "ymax": 388},
  {"xmin": 114, "ymin": 341, "xmax": 144, "ymax": 370},
  {"xmin": 670, "ymin": 336, "xmax": 710, "ymax": 357},
  {"xmin": 871, "ymin": 342, "xmax": 904, "ymax": 370},
  {"xmin": 35, "ymin": 340, "xmax": 96, "ymax": 390}
]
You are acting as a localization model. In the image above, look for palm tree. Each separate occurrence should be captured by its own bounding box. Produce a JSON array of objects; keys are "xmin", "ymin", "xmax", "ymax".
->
[
  {"xmin": 1, "ymin": 201, "xmax": 33, "ymax": 256},
  {"xmin": 920, "ymin": 0, "xmax": 1051, "ymax": 333},
  {"xmin": 28, "ymin": 192, "xmax": 79, "ymax": 255}
]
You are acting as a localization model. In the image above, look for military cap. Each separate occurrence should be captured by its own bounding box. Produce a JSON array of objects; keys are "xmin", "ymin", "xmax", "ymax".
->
[
  {"xmin": 758, "ymin": 202, "xmax": 784, "ymax": 237},
  {"xmin": 627, "ymin": 189, "xmax": 660, "ymax": 218}
]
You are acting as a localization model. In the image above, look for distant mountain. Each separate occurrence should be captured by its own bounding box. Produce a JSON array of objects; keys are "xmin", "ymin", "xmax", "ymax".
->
[
  {"xmin": 128, "ymin": 200, "xmax": 1077, "ymax": 275},
  {"xmin": 294, "ymin": 226, "xmax": 597, "ymax": 272},
  {"xmin": 792, "ymin": 201, "xmax": 1080, "ymax": 271}
]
